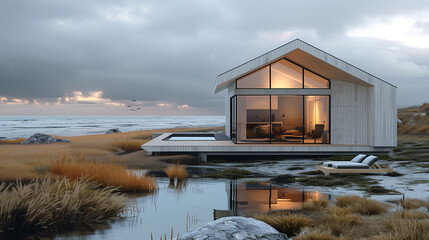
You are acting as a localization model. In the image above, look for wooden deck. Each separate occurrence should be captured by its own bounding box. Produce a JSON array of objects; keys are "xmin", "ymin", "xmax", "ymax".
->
[{"xmin": 142, "ymin": 133, "xmax": 393, "ymax": 158}]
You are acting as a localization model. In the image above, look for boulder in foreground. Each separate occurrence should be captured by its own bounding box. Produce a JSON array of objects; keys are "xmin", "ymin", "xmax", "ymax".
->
[
  {"xmin": 179, "ymin": 216, "xmax": 290, "ymax": 240},
  {"xmin": 105, "ymin": 128, "xmax": 121, "ymax": 134},
  {"xmin": 21, "ymin": 133, "xmax": 70, "ymax": 144}
]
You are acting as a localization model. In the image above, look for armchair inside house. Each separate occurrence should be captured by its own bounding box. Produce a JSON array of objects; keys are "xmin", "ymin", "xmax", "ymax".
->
[{"xmin": 308, "ymin": 124, "xmax": 325, "ymax": 143}]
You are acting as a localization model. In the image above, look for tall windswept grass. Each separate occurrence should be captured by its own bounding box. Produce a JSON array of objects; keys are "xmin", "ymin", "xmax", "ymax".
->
[
  {"xmin": 112, "ymin": 139, "xmax": 145, "ymax": 152},
  {"xmin": 294, "ymin": 228, "xmax": 348, "ymax": 240},
  {"xmin": 400, "ymin": 198, "xmax": 427, "ymax": 210},
  {"xmin": 164, "ymin": 165, "xmax": 188, "ymax": 182},
  {"xmin": 254, "ymin": 212, "xmax": 311, "ymax": 236},
  {"xmin": 52, "ymin": 162, "xmax": 157, "ymax": 192},
  {"xmin": 322, "ymin": 207, "xmax": 362, "ymax": 235},
  {"xmin": 382, "ymin": 217, "xmax": 429, "ymax": 239},
  {"xmin": 335, "ymin": 195, "xmax": 389, "ymax": 216},
  {"xmin": 302, "ymin": 199, "xmax": 329, "ymax": 211},
  {"xmin": 390, "ymin": 210, "xmax": 428, "ymax": 220},
  {"xmin": 0, "ymin": 178, "xmax": 126, "ymax": 231}
]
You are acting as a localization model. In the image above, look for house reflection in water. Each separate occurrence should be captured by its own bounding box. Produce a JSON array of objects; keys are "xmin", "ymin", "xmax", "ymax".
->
[{"xmin": 214, "ymin": 180, "xmax": 331, "ymax": 219}]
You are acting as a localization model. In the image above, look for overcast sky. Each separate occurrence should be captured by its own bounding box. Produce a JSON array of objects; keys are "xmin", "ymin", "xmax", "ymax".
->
[{"xmin": 0, "ymin": 0, "xmax": 428, "ymax": 115}]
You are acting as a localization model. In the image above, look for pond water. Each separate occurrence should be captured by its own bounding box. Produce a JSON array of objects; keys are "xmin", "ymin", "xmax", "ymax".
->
[{"xmin": 50, "ymin": 178, "xmax": 330, "ymax": 240}]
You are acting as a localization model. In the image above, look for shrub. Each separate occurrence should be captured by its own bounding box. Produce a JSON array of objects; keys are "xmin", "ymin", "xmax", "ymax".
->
[
  {"xmin": 0, "ymin": 178, "xmax": 126, "ymax": 231},
  {"xmin": 164, "ymin": 165, "xmax": 188, "ymax": 182},
  {"xmin": 302, "ymin": 199, "xmax": 329, "ymax": 211},
  {"xmin": 254, "ymin": 212, "xmax": 311, "ymax": 236},
  {"xmin": 52, "ymin": 162, "xmax": 157, "ymax": 192}
]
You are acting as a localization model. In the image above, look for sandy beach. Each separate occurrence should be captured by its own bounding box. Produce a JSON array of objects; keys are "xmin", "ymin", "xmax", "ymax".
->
[{"xmin": 0, "ymin": 127, "xmax": 223, "ymax": 181}]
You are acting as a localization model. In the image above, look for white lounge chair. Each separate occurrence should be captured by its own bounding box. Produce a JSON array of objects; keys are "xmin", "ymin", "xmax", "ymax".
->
[
  {"xmin": 317, "ymin": 155, "xmax": 393, "ymax": 176},
  {"xmin": 322, "ymin": 154, "xmax": 367, "ymax": 167}
]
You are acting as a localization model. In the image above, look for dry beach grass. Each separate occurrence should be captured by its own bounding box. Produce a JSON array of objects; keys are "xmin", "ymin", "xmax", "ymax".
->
[
  {"xmin": 52, "ymin": 161, "xmax": 157, "ymax": 192},
  {"xmin": 0, "ymin": 127, "xmax": 222, "ymax": 181},
  {"xmin": 0, "ymin": 177, "xmax": 126, "ymax": 232},
  {"xmin": 253, "ymin": 195, "xmax": 429, "ymax": 239}
]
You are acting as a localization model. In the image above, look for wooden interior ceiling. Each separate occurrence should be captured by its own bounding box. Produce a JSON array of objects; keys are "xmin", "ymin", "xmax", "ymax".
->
[{"xmin": 285, "ymin": 49, "xmax": 373, "ymax": 86}]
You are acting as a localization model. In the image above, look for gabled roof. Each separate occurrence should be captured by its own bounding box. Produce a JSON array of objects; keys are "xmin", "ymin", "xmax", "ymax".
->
[{"xmin": 214, "ymin": 39, "xmax": 396, "ymax": 93}]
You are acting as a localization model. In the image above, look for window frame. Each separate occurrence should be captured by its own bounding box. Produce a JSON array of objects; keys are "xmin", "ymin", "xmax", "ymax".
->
[
  {"xmin": 230, "ymin": 94, "xmax": 331, "ymax": 144},
  {"xmin": 235, "ymin": 58, "xmax": 331, "ymax": 90}
]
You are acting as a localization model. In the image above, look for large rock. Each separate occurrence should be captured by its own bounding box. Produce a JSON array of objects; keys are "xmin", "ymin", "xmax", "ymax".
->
[
  {"xmin": 105, "ymin": 128, "xmax": 121, "ymax": 134},
  {"xmin": 21, "ymin": 133, "xmax": 70, "ymax": 144},
  {"xmin": 179, "ymin": 216, "xmax": 290, "ymax": 240}
]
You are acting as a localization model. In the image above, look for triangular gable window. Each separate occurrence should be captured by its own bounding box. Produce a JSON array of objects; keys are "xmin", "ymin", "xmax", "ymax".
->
[{"xmin": 236, "ymin": 66, "xmax": 269, "ymax": 88}]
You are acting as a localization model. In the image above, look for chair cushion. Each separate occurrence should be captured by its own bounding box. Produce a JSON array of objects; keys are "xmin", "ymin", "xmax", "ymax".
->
[
  {"xmin": 332, "ymin": 162, "xmax": 370, "ymax": 169},
  {"xmin": 350, "ymin": 154, "xmax": 367, "ymax": 163},
  {"xmin": 362, "ymin": 155, "xmax": 378, "ymax": 166},
  {"xmin": 323, "ymin": 161, "xmax": 351, "ymax": 167}
]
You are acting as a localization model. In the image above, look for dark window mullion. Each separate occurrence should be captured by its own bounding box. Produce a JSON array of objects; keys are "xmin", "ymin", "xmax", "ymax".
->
[
  {"xmin": 302, "ymin": 68, "xmax": 304, "ymax": 89},
  {"xmin": 302, "ymin": 96, "xmax": 305, "ymax": 144},
  {"xmin": 269, "ymin": 95, "xmax": 272, "ymax": 144}
]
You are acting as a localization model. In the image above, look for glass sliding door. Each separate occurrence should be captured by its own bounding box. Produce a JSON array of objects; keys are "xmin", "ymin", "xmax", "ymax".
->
[
  {"xmin": 236, "ymin": 96, "xmax": 270, "ymax": 143},
  {"xmin": 231, "ymin": 95, "xmax": 330, "ymax": 144},
  {"xmin": 304, "ymin": 96, "xmax": 330, "ymax": 143},
  {"xmin": 270, "ymin": 96, "xmax": 303, "ymax": 143}
]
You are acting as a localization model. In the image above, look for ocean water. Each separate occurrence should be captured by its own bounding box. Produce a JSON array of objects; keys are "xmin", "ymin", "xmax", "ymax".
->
[{"xmin": 0, "ymin": 116, "xmax": 225, "ymax": 139}]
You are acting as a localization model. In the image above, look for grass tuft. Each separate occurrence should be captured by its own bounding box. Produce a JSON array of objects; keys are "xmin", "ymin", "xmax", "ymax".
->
[
  {"xmin": 52, "ymin": 162, "xmax": 157, "ymax": 192},
  {"xmin": 294, "ymin": 228, "xmax": 348, "ymax": 240},
  {"xmin": 254, "ymin": 212, "xmax": 311, "ymax": 236},
  {"xmin": 382, "ymin": 217, "xmax": 429, "ymax": 239},
  {"xmin": 390, "ymin": 210, "xmax": 428, "ymax": 220},
  {"xmin": 335, "ymin": 195, "xmax": 388, "ymax": 216},
  {"xmin": 302, "ymin": 199, "xmax": 329, "ymax": 211},
  {"xmin": 0, "ymin": 177, "xmax": 126, "ymax": 232},
  {"xmin": 400, "ymin": 198, "xmax": 427, "ymax": 210},
  {"xmin": 164, "ymin": 165, "xmax": 188, "ymax": 182}
]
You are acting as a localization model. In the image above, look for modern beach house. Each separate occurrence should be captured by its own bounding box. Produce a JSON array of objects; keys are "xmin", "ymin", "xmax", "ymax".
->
[{"xmin": 142, "ymin": 39, "xmax": 397, "ymax": 160}]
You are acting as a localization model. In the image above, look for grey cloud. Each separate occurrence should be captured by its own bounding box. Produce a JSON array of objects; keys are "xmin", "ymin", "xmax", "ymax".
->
[{"xmin": 0, "ymin": 0, "xmax": 428, "ymax": 113}]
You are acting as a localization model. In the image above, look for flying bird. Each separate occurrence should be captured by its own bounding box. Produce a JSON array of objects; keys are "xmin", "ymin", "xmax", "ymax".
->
[
  {"xmin": 136, "ymin": 107, "xmax": 141, "ymax": 110},
  {"xmin": 131, "ymin": 99, "xmax": 136, "ymax": 102},
  {"xmin": 126, "ymin": 105, "xmax": 131, "ymax": 108}
]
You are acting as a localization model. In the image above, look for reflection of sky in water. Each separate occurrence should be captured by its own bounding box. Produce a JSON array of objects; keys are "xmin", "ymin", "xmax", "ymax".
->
[
  {"xmin": 51, "ymin": 178, "xmax": 330, "ymax": 240},
  {"xmin": 54, "ymin": 178, "xmax": 230, "ymax": 240}
]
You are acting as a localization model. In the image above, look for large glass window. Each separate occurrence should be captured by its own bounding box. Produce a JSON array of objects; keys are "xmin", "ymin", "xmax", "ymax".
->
[
  {"xmin": 236, "ymin": 59, "xmax": 330, "ymax": 89},
  {"xmin": 304, "ymin": 70, "xmax": 329, "ymax": 88},
  {"xmin": 271, "ymin": 59, "xmax": 303, "ymax": 88},
  {"xmin": 233, "ymin": 95, "xmax": 330, "ymax": 144},
  {"xmin": 304, "ymin": 96, "xmax": 330, "ymax": 143},
  {"xmin": 270, "ymin": 96, "xmax": 303, "ymax": 143},
  {"xmin": 236, "ymin": 96, "xmax": 270, "ymax": 143},
  {"xmin": 236, "ymin": 66, "xmax": 269, "ymax": 88}
]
